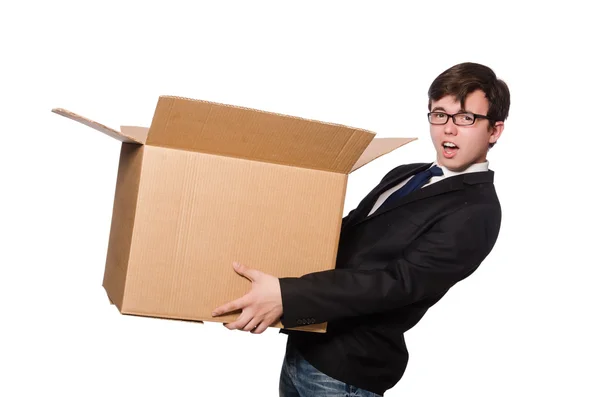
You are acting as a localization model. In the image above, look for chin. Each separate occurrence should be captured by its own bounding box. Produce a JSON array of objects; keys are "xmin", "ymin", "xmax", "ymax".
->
[{"xmin": 437, "ymin": 156, "xmax": 468, "ymax": 172}]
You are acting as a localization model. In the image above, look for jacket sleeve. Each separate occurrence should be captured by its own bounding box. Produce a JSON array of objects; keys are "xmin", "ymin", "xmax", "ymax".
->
[{"xmin": 279, "ymin": 205, "xmax": 500, "ymax": 328}]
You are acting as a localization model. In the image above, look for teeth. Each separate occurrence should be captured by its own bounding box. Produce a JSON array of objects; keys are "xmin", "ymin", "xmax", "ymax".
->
[{"xmin": 443, "ymin": 142, "xmax": 457, "ymax": 148}]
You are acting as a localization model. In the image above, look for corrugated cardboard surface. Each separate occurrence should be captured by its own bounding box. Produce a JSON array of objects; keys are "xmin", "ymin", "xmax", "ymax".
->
[
  {"xmin": 119, "ymin": 126, "xmax": 149, "ymax": 144},
  {"xmin": 146, "ymin": 96, "xmax": 374, "ymax": 173},
  {"xmin": 352, "ymin": 137, "xmax": 418, "ymax": 172},
  {"xmin": 103, "ymin": 144, "xmax": 144, "ymax": 309},
  {"xmin": 120, "ymin": 146, "xmax": 346, "ymax": 332},
  {"xmin": 51, "ymin": 108, "xmax": 144, "ymax": 144},
  {"xmin": 53, "ymin": 97, "xmax": 417, "ymax": 333}
]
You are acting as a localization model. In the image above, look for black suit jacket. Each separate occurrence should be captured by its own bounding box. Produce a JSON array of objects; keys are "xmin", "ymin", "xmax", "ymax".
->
[{"xmin": 279, "ymin": 162, "xmax": 502, "ymax": 395}]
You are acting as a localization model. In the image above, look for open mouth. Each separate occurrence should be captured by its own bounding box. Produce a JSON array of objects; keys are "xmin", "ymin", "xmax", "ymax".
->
[{"xmin": 442, "ymin": 141, "xmax": 458, "ymax": 158}]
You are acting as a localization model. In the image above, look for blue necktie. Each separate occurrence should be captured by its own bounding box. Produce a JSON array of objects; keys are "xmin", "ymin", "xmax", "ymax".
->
[{"xmin": 377, "ymin": 165, "xmax": 443, "ymax": 213}]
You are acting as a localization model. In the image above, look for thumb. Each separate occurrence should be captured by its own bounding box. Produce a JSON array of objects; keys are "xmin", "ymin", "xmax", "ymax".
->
[{"xmin": 233, "ymin": 261, "xmax": 261, "ymax": 282}]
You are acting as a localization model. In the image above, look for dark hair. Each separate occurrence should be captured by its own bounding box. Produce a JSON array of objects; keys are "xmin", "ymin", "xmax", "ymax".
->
[{"xmin": 428, "ymin": 62, "xmax": 510, "ymax": 147}]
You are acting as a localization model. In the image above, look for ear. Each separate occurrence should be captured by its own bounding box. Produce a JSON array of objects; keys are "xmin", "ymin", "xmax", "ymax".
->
[{"xmin": 489, "ymin": 121, "xmax": 504, "ymax": 145}]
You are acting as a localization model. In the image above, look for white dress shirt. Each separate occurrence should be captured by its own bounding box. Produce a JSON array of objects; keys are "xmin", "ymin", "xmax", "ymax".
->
[{"xmin": 367, "ymin": 161, "xmax": 490, "ymax": 216}]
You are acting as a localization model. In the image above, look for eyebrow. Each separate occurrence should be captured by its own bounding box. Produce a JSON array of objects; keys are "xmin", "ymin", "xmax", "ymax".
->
[{"xmin": 431, "ymin": 107, "xmax": 470, "ymax": 113}]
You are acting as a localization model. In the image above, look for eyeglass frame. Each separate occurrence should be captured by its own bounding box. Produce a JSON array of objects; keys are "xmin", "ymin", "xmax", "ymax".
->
[{"xmin": 427, "ymin": 111, "xmax": 493, "ymax": 126}]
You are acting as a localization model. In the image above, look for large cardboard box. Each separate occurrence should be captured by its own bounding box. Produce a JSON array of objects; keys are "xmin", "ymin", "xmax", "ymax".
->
[{"xmin": 52, "ymin": 96, "xmax": 415, "ymax": 333}]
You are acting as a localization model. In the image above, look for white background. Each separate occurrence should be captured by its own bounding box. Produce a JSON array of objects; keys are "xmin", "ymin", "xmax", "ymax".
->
[{"xmin": 1, "ymin": 1, "xmax": 598, "ymax": 396}]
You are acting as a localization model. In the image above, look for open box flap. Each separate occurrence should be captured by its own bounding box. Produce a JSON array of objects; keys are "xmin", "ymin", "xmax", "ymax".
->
[
  {"xmin": 51, "ymin": 108, "xmax": 146, "ymax": 144},
  {"xmin": 145, "ymin": 96, "xmax": 375, "ymax": 174},
  {"xmin": 350, "ymin": 137, "xmax": 417, "ymax": 173}
]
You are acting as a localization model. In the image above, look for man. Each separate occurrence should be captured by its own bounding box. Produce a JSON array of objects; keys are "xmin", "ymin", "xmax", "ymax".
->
[{"xmin": 212, "ymin": 62, "xmax": 510, "ymax": 396}]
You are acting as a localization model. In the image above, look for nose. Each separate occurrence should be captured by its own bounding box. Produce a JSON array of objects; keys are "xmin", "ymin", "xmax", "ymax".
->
[{"xmin": 444, "ymin": 119, "xmax": 458, "ymax": 135}]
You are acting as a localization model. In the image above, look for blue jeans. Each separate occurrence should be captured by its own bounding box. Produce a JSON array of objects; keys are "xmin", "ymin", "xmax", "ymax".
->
[{"xmin": 279, "ymin": 342, "xmax": 382, "ymax": 397}]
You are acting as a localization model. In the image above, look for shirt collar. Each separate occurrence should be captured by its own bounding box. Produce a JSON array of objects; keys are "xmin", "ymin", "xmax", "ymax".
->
[{"xmin": 434, "ymin": 161, "xmax": 489, "ymax": 177}]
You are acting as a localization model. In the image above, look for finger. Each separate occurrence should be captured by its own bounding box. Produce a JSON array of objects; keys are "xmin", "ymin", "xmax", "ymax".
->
[
  {"xmin": 212, "ymin": 295, "xmax": 249, "ymax": 317},
  {"xmin": 251, "ymin": 320, "xmax": 270, "ymax": 335},
  {"xmin": 233, "ymin": 262, "xmax": 261, "ymax": 282},
  {"xmin": 225, "ymin": 312, "xmax": 253, "ymax": 330},
  {"xmin": 242, "ymin": 317, "xmax": 262, "ymax": 332}
]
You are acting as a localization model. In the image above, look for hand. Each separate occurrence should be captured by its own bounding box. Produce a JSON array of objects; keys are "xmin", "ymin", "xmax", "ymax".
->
[{"xmin": 212, "ymin": 262, "xmax": 283, "ymax": 334}]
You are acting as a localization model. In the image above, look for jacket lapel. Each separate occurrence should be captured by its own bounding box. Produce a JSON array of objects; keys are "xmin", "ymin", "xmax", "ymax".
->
[
  {"xmin": 372, "ymin": 163, "xmax": 432, "ymax": 199},
  {"xmin": 352, "ymin": 170, "xmax": 495, "ymax": 226},
  {"xmin": 345, "ymin": 163, "xmax": 431, "ymax": 228}
]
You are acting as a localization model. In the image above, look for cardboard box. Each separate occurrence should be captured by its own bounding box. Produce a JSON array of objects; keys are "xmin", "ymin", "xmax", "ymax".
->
[{"xmin": 52, "ymin": 96, "xmax": 415, "ymax": 332}]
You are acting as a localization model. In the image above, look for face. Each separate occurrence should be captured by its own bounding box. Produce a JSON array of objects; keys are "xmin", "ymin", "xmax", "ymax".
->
[{"xmin": 429, "ymin": 89, "xmax": 503, "ymax": 171}]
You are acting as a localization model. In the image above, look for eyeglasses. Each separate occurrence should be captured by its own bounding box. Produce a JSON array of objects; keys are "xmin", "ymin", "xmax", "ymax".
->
[{"xmin": 427, "ymin": 111, "xmax": 491, "ymax": 126}]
